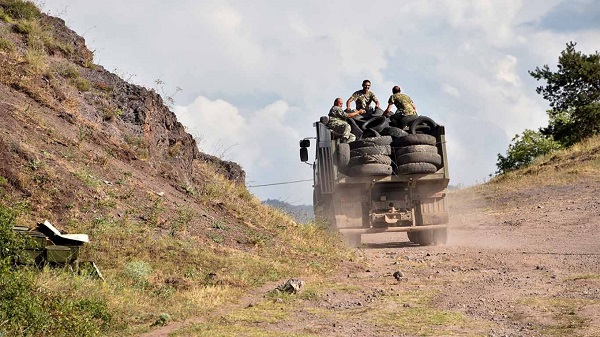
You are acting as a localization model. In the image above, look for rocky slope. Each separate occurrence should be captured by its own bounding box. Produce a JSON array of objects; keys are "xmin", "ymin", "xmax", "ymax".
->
[{"xmin": 0, "ymin": 8, "xmax": 245, "ymax": 227}]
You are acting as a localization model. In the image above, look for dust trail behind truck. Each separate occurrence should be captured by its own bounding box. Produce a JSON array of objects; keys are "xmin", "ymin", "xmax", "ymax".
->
[{"xmin": 300, "ymin": 113, "xmax": 449, "ymax": 246}]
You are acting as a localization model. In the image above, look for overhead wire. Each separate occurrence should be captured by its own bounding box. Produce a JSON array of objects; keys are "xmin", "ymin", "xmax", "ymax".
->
[{"xmin": 247, "ymin": 179, "xmax": 313, "ymax": 188}]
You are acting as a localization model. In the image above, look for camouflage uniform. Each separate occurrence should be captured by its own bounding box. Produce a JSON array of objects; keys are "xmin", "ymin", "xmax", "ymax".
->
[
  {"xmin": 388, "ymin": 93, "xmax": 416, "ymax": 115},
  {"xmin": 350, "ymin": 90, "xmax": 378, "ymax": 113},
  {"xmin": 327, "ymin": 106, "xmax": 356, "ymax": 142}
]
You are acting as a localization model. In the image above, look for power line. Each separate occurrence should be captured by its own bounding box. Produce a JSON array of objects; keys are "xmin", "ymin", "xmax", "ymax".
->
[{"xmin": 247, "ymin": 179, "xmax": 312, "ymax": 188}]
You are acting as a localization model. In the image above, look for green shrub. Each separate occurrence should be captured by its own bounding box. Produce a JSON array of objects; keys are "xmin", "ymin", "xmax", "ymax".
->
[
  {"xmin": 0, "ymin": 36, "xmax": 15, "ymax": 52},
  {"xmin": 73, "ymin": 76, "xmax": 91, "ymax": 91},
  {"xmin": 1, "ymin": 0, "xmax": 41, "ymax": 20},
  {"xmin": 0, "ymin": 203, "xmax": 27, "ymax": 262},
  {"xmin": 125, "ymin": 260, "xmax": 153, "ymax": 288},
  {"xmin": 0, "ymin": 7, "xmax": 10, "ymax": 22},
  {"xmin": 58, "ymin": 63, "xmax": 80, "ymax": 79},
  {"xmin": 496, "ymin": 129, "xmax": 562, "ymax": 174}
]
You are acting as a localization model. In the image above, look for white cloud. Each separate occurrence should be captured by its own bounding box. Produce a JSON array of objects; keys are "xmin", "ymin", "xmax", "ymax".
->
[
  {"xmin": 174, "ymin": 96, "xmax": 244, "ymax": 153},
  {"xmin": 442, "ymin": 84, "xmax": 460, "ymax": 98},
  {"xmin": 495, "ymin": 55, "xmax": 520, "ymax": 86}
]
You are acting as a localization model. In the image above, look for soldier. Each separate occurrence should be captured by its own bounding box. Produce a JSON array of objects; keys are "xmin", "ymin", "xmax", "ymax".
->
[
  {"xmin": 327, "ymin": 97, "xmax": 365, "ymax": 143},
  {"xmin": 384, "ymin": 85, "xmax": 417, "ymax": 127},
  {"xmin": 346, "ymin": 79, "xmax": 380, "ymax": 114}
]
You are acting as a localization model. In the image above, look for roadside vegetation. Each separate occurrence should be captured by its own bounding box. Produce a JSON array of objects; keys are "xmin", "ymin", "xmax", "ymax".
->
[{"xmin": 496, "ymin": 42, "xmax": 600, "ymax": 175}]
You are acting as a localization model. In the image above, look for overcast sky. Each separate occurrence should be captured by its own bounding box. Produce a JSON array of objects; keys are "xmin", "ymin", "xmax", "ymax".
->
[{"xmin": 41, "ymin": 0, "xmax": 600, "ymax": 205}]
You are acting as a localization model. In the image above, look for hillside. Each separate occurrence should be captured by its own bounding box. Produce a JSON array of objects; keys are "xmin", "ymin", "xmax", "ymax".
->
[
  {"xmin": 0, "ymin": 2, "xmax": 353, "ymax": 336},
  {"xmin": 2, "ymin": 2, "xmax": 600, "ymax": 337}
]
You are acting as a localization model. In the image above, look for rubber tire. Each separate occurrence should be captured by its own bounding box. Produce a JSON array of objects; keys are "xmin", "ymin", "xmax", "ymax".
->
[
  {"xmin": 347, "ymin": 163, "xmax": 393, "ymax": 176},
  {"xmin": 407, "ymin": 231, "xmax": 417, "ymax": 243},
  {"xmin": 408, "ymin": 116, "xmax": 438, "ymax": 135},
  {"xmin": 392, "ymin": 134, "xmax": 436, "ymax": 147},
  {"xmin": 380, "ymin": 126, "xmax": 408, "ymax": 138},
  {"xmin": 348, "ymin": 118, "xmax": 363, "ymax": 139},
  {"xmin": 337, "ymin": 143, "xmax": 350, "ymax": 171},
  {"xmin": 396, "ymin": 162, "xmax": 438, "ymax": 175},
  {"xmin": 361, "ymin": 116, "xmax": 389, "ymax": 132},
  {"xmin": 414, "ymin": 230, "xmax": 434, "ymax": 246},
  {"xmin": 348, "ymin": 154, "xmax": 392, "ymax": 167},
  {"xmin": 350, "ymin": 145, "xmax": 392, "ymax": 156},
  {"xmin": 349, "ymin": 136, "xmax": 393, "ymax": 149},
  {"xmin": 390, "ymin": 114, "xmax": 418, "ymax": 128},
  {"xmin": 395, "ymin": 152, "xmax": 442, "ymax": 167},
  {"xmin": 361, "ymin": 129, "xmax": 381, "ymax": 139},
  {"xmin": 412, "ymin": 124, "xmax": 432, "ymax": 134},
  {"xmin": 394, "ymin": 144, "xmax": 438, "ymax": 156}
]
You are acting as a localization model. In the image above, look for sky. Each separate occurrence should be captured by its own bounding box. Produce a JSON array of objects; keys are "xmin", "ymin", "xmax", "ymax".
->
[{"xmin": 40, "ymin": 0, "xmax": 600, "ymax": 205}]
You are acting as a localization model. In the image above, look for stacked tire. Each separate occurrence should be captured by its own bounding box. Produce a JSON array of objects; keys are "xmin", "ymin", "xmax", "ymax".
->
[
  {"xmin": 342, "ymin": 114, "xmax": 444, "ymax": 176},
  {"xmin": 346, "ymin": 136, "xmax": 393, "ymax": 176},
  {"xmin": 392, "ymin": 134, "xmax": 442, "ymax": 175}
]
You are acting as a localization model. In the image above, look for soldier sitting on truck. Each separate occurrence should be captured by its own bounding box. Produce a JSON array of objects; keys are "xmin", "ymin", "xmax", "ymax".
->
[
  {"xmin": 384, "ymin": 85, "xmax": 418, "ymax": 128},
  {"xmin": 346, "ymin": 79, "xmax": 380, "ymax": 114},
  {"xmin": 327, "ymin": 97, "xmax": 366, "ymax": 143}
]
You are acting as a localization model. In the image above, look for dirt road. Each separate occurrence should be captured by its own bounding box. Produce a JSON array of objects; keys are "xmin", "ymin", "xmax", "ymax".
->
[
  {"xmin": 145, "ymin": 180, "xmax": 600, "ymax": 337},
  {"xmin": 333, "ymin": 180, "xmax": 600, "ymax": 336}
]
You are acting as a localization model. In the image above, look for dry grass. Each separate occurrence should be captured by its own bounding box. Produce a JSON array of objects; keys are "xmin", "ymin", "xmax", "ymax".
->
[{"xmin": 490, "ymin": 134, "xmax": 600, "ymax": 190}]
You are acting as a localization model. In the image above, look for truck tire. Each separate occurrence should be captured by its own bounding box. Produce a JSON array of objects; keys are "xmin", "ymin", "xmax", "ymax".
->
[
  {"xmin": 414, "ymin": 229, "xmax": 447, "ymax": 246},
  {"xmin": 337, "ymin": 143, "xmax": 350, "ymax": 171},
  {"xmin": 396, "ymin": 162, "xmax": 438, "ymax": 175},
  {"xmin": 361, "ymin": 128, "xmax": 381, "ymax": 138},
  {"xmin": 348, "ymin": 154, "xmax": 392, "ymax": 167},
  {"xmin": 395, "ymin": 152, "xmax": 442, "ymax": 167},
  {"xmin": 348, "ymin": 118, "xmax": 363, "ymax": 139},
  {"xmin": 350, "ymin": 145, "xmax": 392, "ymax": 156},
  {"xmin": 347, "ymin": 163, "xmax": 392, "ymax": 176},
  {"xmin": 389, "ymin": 114, "xmax": 418, "ymax": 129},
  {"xmin": 361, "ymin": 116, "xmax": 389, "ymax": 132},
  {"xmin": 392, "ymin": 134, "xmax": 436, "ymax": 147},
  {"xmin": 394, "ymin": 144, "xmax": 438, "ymax": 156},
  {"xmin": 408, "ymin": 116, "xmax": 438, "ymax": 135},
  {"xmin": 349, "ymin": 136, "xmax": 392, "ymax": 149},
  {"xmin": 407, "ymin": 231, "xmax": 417, "ymax": 243},
  {"xmin": 380, "ymin": 126, "xmax": 408, "ymax": 138},
  {"xmin": 414, "ymin": 230, "xmax": 434, "ymax": 246}
]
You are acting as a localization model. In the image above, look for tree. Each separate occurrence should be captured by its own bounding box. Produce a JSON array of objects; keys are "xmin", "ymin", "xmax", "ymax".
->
[
  {"xmin": 529, "ymin": 42, "xmax": 600, "ymax": 146},
  {"xmin": 496, "ymin": 129, "xmax": 561, "ymax": 174}
]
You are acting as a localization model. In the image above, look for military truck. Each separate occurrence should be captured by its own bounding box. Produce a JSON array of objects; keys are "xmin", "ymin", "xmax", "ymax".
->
[{"xmin": 299, "ymin": 114, "xmax": 449, "ymax": 246}]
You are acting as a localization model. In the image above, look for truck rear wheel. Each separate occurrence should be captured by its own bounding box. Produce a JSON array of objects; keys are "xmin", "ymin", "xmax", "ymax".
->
[
  {"xmin": 407, "ymin": 231, "xmax": 417, "ymax": 243},
  {"xmin": 413, "ymin": 228, "xmax": 447, "ymax": 246},
  {"xmin": 414, "ymin": 230, "xmax": 434, "ymax": 246}
]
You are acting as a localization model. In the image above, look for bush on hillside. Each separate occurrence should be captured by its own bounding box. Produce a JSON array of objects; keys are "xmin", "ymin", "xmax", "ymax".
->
[
  {"xmin": 0, "ymin": 0, "xmax": 41, "ymax": 21},
  {"xmin": 496, "ymin": 129, "xmax": 561, "ymax": 174}
]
